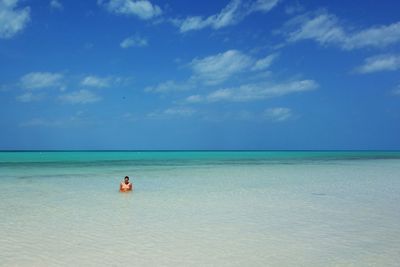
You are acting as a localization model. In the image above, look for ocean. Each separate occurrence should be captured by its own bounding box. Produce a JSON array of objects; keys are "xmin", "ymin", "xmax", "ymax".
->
[{"xmin": 1, "ymin": 151, "xmax": 400, "ymax": 266}]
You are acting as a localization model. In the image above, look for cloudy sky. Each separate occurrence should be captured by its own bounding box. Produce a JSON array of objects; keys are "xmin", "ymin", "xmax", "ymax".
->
[{"xmin": 1, "ymin": 0, "xmax": 400, "ymax": 150}]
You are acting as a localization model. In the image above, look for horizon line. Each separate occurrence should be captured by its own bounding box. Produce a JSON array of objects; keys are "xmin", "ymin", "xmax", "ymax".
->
[{"xmin": 1, "ymin": 149, "xmax": 400, "ymax": 152}]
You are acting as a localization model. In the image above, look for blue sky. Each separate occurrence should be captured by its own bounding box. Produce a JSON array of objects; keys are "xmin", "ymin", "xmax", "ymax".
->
[{"xmin": 1, "ymin": 0, "xmax": 400, "ymax": 150}]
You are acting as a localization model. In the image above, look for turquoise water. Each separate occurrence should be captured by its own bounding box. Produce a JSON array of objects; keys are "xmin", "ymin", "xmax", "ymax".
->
[{"xmin": 1, "ymin": 151, "xmax": 400, "ymax": 266}]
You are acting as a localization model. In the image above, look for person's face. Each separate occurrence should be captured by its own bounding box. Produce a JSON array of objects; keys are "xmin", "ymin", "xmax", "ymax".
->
[{"xmin": 124, "ymin": 177, "xmax": 129, "ymax": 184}]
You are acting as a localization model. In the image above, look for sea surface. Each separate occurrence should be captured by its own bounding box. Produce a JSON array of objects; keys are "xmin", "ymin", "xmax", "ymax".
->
[{"xmin": 1, "ymin": 151, "xmax": 400, "ymax": 266}]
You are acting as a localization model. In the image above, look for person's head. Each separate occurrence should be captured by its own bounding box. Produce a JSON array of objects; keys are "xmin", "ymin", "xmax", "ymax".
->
[{"xmin": 124, "ymin": 176, "xmax": 129, "ymax": 184}]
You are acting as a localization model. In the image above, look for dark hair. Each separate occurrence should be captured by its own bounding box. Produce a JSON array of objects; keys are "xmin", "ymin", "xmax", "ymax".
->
[{"xmin": 125, "ymin": 176, "xmax": 129, "ymax": 179}]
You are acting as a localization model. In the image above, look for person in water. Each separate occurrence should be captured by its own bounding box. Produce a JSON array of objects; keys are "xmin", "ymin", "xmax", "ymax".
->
[{"xmin": 120, "ymin": 176, "xmax": 133, "ymax": 192}]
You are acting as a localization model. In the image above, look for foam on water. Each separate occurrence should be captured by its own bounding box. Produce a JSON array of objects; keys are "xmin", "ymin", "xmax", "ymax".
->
[{"xmin": 1, "ymin": 152, "xmax": 400, "ymax": 266}]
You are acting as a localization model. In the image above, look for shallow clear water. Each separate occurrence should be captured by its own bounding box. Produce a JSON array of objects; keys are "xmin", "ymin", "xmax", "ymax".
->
[{"xmin": 1, "ymin": 151, "xmax": 400, "ymax": 266}]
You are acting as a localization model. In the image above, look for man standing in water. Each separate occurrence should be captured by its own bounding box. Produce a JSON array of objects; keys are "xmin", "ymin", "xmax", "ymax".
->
[{"xmin": 120, "ymin": 176, "xmax": 133, "ymax": 192}]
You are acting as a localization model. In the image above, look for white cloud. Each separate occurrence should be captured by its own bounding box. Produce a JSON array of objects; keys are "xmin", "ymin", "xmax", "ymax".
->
[
  {"xmin": 50, "ymin": 0, "xmax": 63, "ymax": 10},
  {"xmin": 252, "ymin": 53, "xmax": 279, "ymax": 71},
  {"xmin": 13, "ymin": 73, "xmax": 130, "ymax": 104},
  {"xmin": 284, "ymin": 12, "xmax": 344, "ymax": 46},
  {"xmin": 20, "ymin": 72, "xmax": 64, "ymax": 90},
  {"xmin": 207, "ymin": 88, "xmax": 235, "ymax": 102},
  {"xmin": 190, "ymin": 50, "xmax": 253, "ymax": 85},
  {"xmin": 163, "ymin": 107, "xmax": 196, "ymax": 117},
  {"xmin": 80, "ymin": 75, "xmax": 126, "ymax": 88},
  {"xmin": 174, "ymin": 0, "xmax": 279, "ymax": 32},
  {"xmin": 190, "ymin": 50, "xmax": 278, "ymax": 85},
  {"xmin": 146, "ymin": 50, "xmax": 279, "ymax": 93},
  {"xmin": 176, "ymin": 0, "xmax": 242, "ymax": 32},
  {"xmin": 185, "ymin": 94, "xmax": 203, "ymax": 103},
  {"xmin": 144, "ymin": 50, "xmax": 278, "ymax": 93},
  {"xmin": 263, "ymin": 107, "xmax": 292, "ymax": 121},
  {"xmin": 145, "ymin": 79, "xmax": 195, "ymax": 93},
  {"xmin": 282, "ymin": 11, "xmax": 400, "ymax": 50},
  {"xmin": 81, "ymin": 76, "xmax": 110, "ymax": 88},
  {"xmin": 186, "ymin": 79, "xmax": 318, "ymax": 103},
  {"xmin": 344, "ymin": 22, "xmax": 400, "ymax": 50},
  {"xmin": 148, "ymin": 107, "xmax": 196, "ymax": 118},
  {"xmin": 120, "ymin": 35, "xmax": 148, "ymax": 48},
  {"xmin": 0, "ymin": 0, "xmax": 30, "ymax": 39},
  {"xmin": 19, "ymin": 118, "xmax": 63, "ymax": 127},
  {"xmin": 355, "ymin": 54, "xmax": 400, "ymax": 74},
  {"xmin": 59, "ymin": 89, "xmax": 101, "ymax": 104},
  {"xmin": 16, "ymin": 92, "xmax": 44, "ymax": 102},
  {"xmin": 19, "ymin": 112, "xmax": 94, "ymax": 127},
  {"xmin": 248, "ymin": 0, "xmax": 281, "ymax": 13},
  {"xmin": 284, "ymin": 1, "xmax": 304, "ymax": 15},
  {"xmin": 98, "ymin": 0, "xmax": 162, "ymax": 20}
]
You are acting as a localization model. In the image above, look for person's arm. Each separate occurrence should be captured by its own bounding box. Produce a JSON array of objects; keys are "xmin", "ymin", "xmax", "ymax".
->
[
  {"xmin": 120, "ymin": 182, "xmax": 123, "ymax": 191},
  {"xmin": 129, "ymin": 183, "xmax": 133, "ymax": 191}
]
